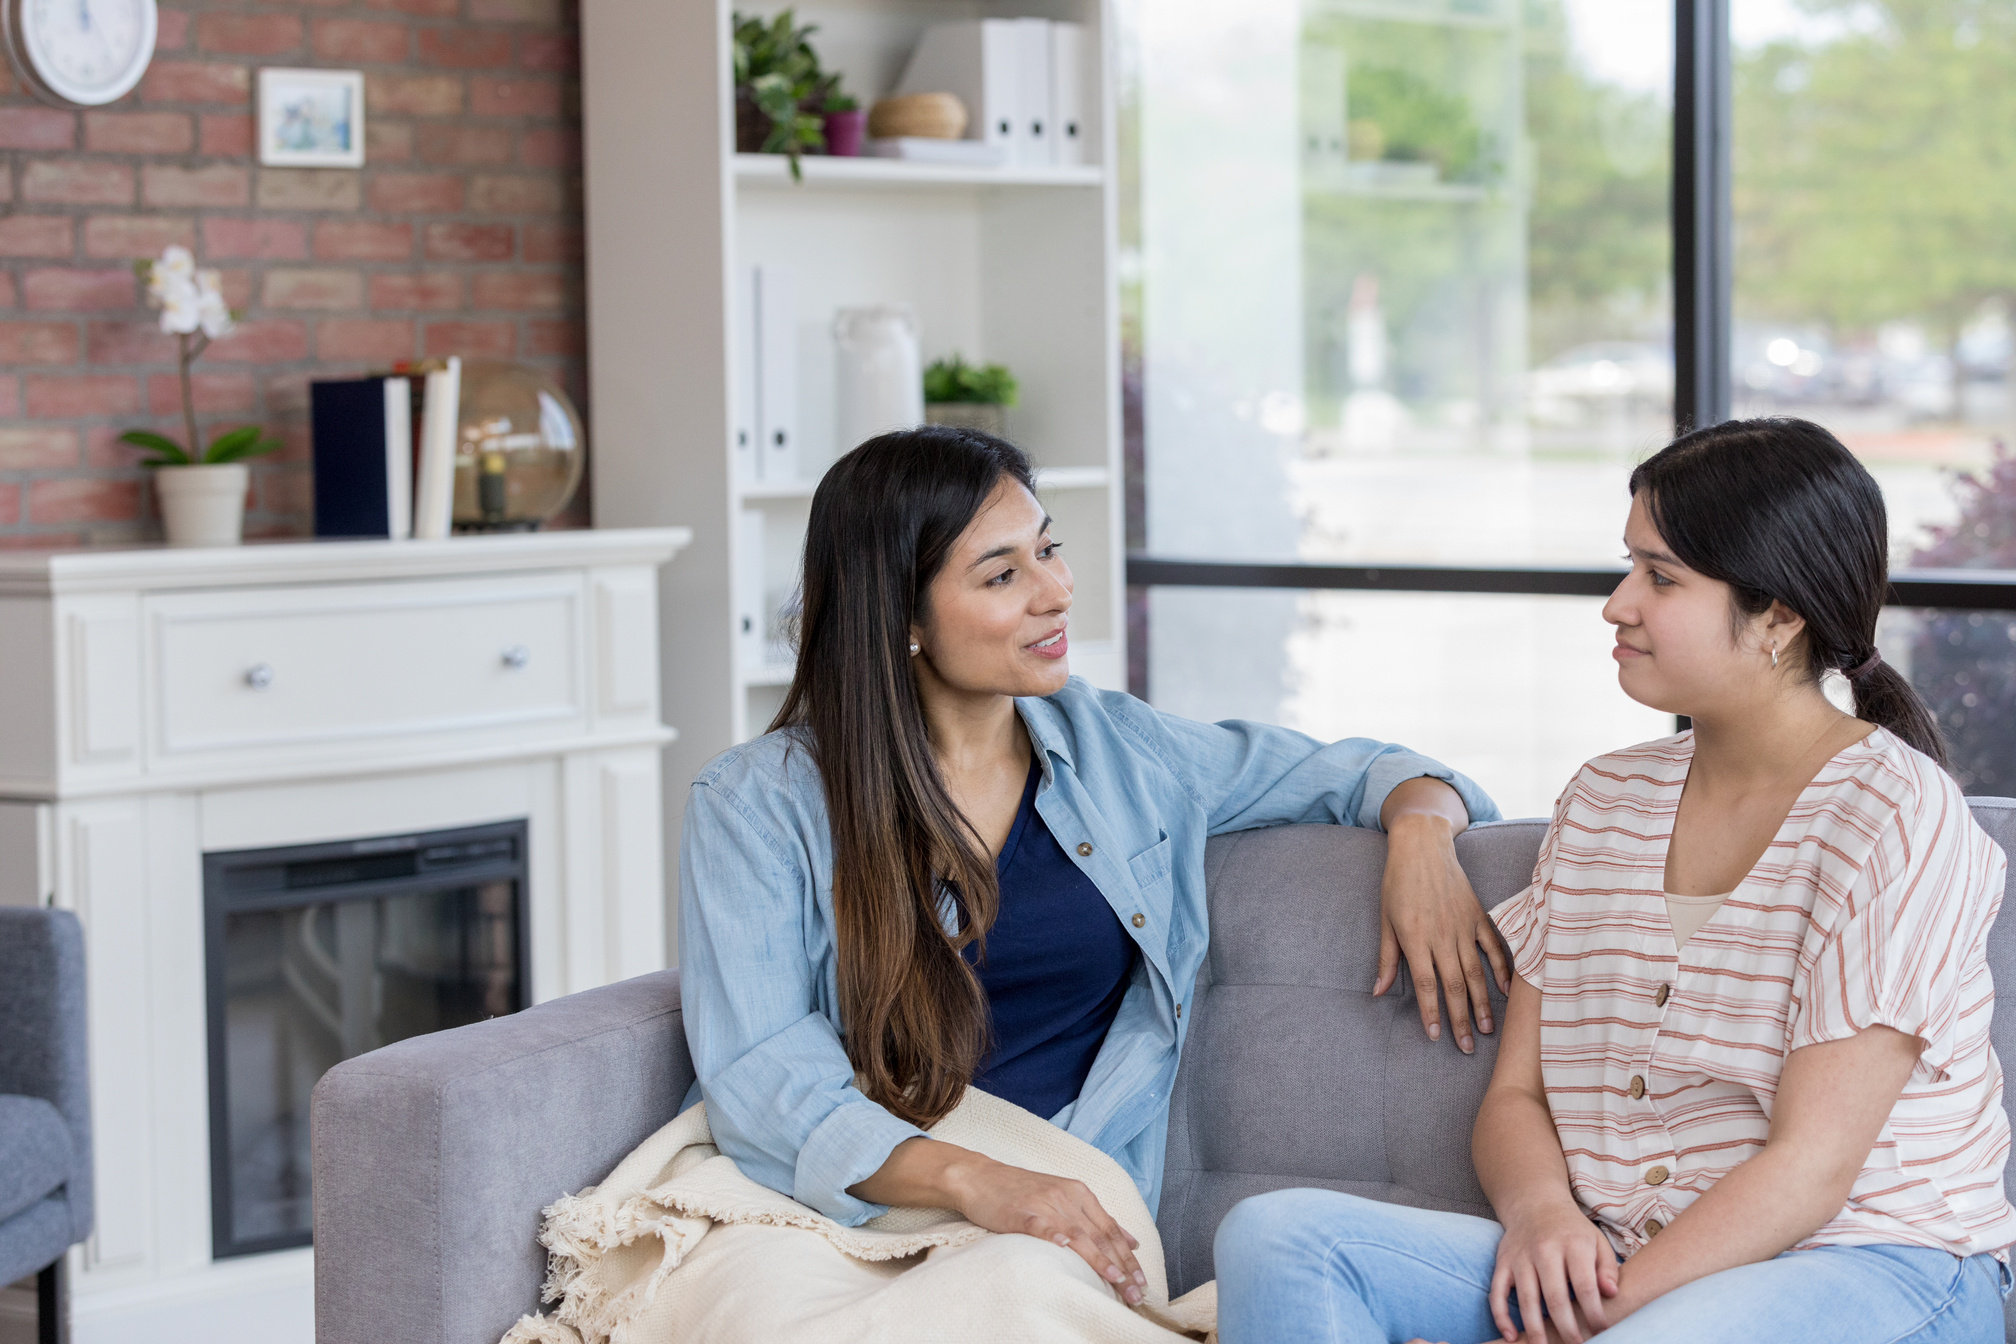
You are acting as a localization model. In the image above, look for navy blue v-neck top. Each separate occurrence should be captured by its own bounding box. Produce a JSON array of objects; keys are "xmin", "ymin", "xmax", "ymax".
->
[{"xmin": 963, "ymin": 756, "xmax": 1139, "ymax": 1119}]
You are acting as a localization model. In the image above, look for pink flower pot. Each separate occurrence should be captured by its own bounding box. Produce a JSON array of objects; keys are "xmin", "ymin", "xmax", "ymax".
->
[{"xmin": 823, "ymin": 108, "xmax": 867, "ymax": 157}]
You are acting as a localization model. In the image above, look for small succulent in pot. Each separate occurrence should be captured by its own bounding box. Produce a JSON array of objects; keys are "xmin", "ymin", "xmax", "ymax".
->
[
  {"xmin": 923, "ymin": 354, "xmax": 1019, "ymax": 406},
  {"xmin": 822, "ymin": 89, "xmax": 866, "ymax": 158},
  {"xmin": 923, "ymin": 355, "xmax": 1019, "ymax": 437}
]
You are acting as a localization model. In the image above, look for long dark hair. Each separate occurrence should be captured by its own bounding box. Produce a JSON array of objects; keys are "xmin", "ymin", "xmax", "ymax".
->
[
  {"xmin": 1629, "ymin": 417, "xmax": 1949, "ymax": 767},
  {"xmin": 770, "ymin": 425, "xmax": 1036, "ymax": 1127}
]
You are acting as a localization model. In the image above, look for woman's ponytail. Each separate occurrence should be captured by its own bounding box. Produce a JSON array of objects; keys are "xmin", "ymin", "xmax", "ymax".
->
[
  {"xmin": 1631, "ymin": 418, "xmax": 1952, "ymax": 772},
  {"xmin": 1849, "ymin": 657, "xmax": 1951, "ymax": 770}
]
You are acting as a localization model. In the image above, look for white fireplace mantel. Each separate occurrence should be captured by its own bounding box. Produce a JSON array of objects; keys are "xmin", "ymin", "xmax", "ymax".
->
[{"xmin": 0, "ymin": 528, "xmax": 690, "ymax": 1344}]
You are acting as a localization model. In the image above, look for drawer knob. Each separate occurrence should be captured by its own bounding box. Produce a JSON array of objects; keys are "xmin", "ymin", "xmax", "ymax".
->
[
  {"xmin": 501, "ymin": 645, "xmax": 531, "ymax": 670},
  {"xmin": 244, "ymin": 663, "xmax": 275, "ymax": 690}
]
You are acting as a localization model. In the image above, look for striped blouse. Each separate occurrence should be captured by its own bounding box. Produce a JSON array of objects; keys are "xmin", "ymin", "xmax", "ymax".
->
[{"xmin": 1493, "ymin": 728, "xmax": 2016, "ymax": 1260}]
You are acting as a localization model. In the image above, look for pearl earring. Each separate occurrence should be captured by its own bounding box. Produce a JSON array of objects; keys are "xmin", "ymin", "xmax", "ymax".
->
[
  {"xmin": 1770, "ymin": 644, "xmax": 1779, "ymax": 669},
  {"xmin": 909, "ymin": 642, "xmax": 920, "ymax": 656}
]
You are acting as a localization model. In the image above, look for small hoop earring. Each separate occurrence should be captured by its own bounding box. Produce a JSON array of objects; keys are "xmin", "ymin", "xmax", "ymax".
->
[
  {"xmin": 909, "ymin": 642, "xmax": 920, "ymax": 656},
  {"xmin": 1770, "ymin": 644, "xmax": 1779, "ymax": 669}
]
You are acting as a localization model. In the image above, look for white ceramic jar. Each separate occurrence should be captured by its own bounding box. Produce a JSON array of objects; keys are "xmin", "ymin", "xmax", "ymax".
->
[
  {"xmin": 832, "ymin": 305, "xmax": 923, "ymax": 453},
  {"xmin": 154, "ymin": 463, "xmax": 249, "ymax": 547}
]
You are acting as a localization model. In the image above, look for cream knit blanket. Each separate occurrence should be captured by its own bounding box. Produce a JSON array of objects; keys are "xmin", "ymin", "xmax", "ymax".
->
[{"xmin": 499, "ymin": 1086, "xmax": 1217, "ymax": 1344}]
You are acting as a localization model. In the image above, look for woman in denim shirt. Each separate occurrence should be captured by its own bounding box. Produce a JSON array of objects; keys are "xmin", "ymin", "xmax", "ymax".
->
[{"xmin": 680, "ymin": 427, "xmax": 1502, "ymax": 1301}]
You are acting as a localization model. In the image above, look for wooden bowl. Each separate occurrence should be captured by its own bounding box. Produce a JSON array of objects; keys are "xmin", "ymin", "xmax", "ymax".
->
[{"xmin": 868, "ymin": 92, "xmax": 968, "ymax": 141}]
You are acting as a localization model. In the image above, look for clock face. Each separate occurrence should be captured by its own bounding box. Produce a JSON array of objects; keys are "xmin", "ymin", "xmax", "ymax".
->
[{"xmin": 17, "ymin": 0, "xmax": 155, "ymax": 107}]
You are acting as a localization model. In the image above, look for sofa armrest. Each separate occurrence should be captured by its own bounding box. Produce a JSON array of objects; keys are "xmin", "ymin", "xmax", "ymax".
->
[
  {"xmin": 311, "ymin": 969, "xmax": 692, "ymax": 1344},
  {"xmin": 0, "ymin": 907, "xmax": 91, "ymax": 1245}
]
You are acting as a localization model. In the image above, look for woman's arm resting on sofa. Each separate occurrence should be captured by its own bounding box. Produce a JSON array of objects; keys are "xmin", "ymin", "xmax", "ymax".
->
[{"xmin": 1379, "ymin": 776, "xmax": 1513, "ymax": 1054}]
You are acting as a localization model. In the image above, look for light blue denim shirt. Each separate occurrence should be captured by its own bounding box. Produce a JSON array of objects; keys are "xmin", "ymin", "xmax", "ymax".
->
[{"xmin": 678, "ymin": 676, "xmax": 1498, "ymax": 1226}]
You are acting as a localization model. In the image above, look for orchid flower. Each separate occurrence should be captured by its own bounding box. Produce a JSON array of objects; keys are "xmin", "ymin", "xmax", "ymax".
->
[{"xmin": 120, "ymin": 246, "xmax": 272, "ymax": 469}]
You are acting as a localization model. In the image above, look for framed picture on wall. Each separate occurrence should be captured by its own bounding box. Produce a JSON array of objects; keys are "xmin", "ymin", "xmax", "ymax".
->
[{"xmin": 258, "ymin": 68, "xmax": 366, "ymax": 168}]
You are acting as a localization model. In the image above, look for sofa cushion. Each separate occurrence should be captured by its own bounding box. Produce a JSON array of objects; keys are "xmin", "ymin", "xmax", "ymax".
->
[
  {"xmin": 0, "ymin": 1094, "xmax": 73, "ymax": 1224},
  {"xmin": 1158, "ymin": 820, "xmax": 1544, "ymax": 1295}
]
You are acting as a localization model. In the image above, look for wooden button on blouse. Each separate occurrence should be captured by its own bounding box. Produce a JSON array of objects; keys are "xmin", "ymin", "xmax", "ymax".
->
[
  {"xmin": 1645, "ymin": 1165, "xmax": 1670, "ymax": 1186},
  {"xmin": 1645, "ymin": 1219, "xmax": 1663, "ymax": 1237},
  {"xmin": 1629, "ymin": 1075, "xmax": 1646, "ymax": 1099},
  {"xmin": 1131, "ymin": 913, "xmax": 1146, "ymax": 928},
  {"xmin": 1077, "ymin": 842, "xmax": 1094, "ymax": 857},
  {"xmin": 1654, "ymin": 984, "xmax": 1670, "ymax": 1007}
]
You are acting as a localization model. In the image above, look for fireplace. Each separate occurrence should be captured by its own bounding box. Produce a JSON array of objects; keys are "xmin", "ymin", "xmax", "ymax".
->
[{"xmin": 202, "ymin": 820, "xmax": 530, "ymax": 1259}]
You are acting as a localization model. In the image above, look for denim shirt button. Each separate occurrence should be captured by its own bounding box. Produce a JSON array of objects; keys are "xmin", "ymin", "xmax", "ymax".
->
[
  {"xmin": 1077, "ymin": 842, "xmax": 1094, "ymax": 857},
  {"xmin": 1131, "ymin": 913, "xmax": 1146, "ymax": 928}
]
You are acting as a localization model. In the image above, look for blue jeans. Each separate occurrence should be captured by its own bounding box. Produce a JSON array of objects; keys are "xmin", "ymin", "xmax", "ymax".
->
[{"xmin": 1214, "ymin": 1189, "xmax": 2010, "ymax": 1344}]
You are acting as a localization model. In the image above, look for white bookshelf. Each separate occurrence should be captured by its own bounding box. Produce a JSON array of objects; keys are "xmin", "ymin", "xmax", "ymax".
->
[{"xmin": 582, "ymin": 0, "xmax": 1124, "ymax": 936}]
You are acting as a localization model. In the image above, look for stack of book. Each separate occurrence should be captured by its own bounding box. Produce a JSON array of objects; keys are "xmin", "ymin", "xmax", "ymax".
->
[{"xmin": 309, "ymin": 357, "xmax": 461, "ymax": 540}]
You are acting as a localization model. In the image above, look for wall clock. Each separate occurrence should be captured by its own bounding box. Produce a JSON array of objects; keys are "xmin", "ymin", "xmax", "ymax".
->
[{"xmin": 2, "ymin": 0, "xmax": 157, "ymax": 109}]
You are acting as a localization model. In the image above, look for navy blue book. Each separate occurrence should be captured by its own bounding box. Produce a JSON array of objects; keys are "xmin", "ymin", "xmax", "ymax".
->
[{"xmin": 311, "ymin": 376, "xmax": 413, "ymax": 538}]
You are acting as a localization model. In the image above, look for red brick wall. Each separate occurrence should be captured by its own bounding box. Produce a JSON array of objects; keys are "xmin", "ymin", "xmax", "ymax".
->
[{"xmin": 0, "ymin": 0, "xmax": 584, "ymax": 546}]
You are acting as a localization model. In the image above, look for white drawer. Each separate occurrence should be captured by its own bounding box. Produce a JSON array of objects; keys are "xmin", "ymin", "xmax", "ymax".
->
[{"xmin": 145, "ymin": 575, "xmax": 584, "ymax": 758}]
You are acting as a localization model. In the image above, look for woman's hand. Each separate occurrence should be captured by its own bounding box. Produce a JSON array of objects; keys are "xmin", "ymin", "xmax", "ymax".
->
[
  {"xmin": 945, "ymin": 1154, "xmax": 1147, "ymax": 1304},
  {"xmin": 1489, "ymin": 1203, "xmax": 1617, "ymax": 1344},
  {"xmin": 851, "ymin": 1137, "xmax": 1146, "ymax": 1303},
  {"xmin": 1377, "ymin": 779, "xmax": 1511, "ymax": 1053}
]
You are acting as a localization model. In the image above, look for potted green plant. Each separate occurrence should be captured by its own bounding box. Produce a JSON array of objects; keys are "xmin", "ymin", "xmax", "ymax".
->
[
  {"xmin": 732, "ymin": 10, "xmax": 830, "ymax": 180},
  {"xmin": 822, "ymin": 90, "xmax": 865, "ymax": 158},
  {"xmin": 119, "ymin": 246, "xmax": 280, "ymax": 547},
  {"xmin": 923, "ymin": 355, "xmax": 1019, "ymax": 438}
]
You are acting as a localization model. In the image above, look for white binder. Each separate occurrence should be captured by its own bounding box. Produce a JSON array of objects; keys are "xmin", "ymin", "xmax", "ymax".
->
[
  {"xmin": 1015, "ymin": 18, "xmax": 1052, "ymax": 166},
  {"xmin": 1050, "ymin": 21, "xmax": 1091, "ymax": 167},
  {"xmin": 733, "ymin": 265, "xmax": 759, "ymax": 485},
  {"xmin": 753, "ymin": 263, "xmax": 798, "ymax": 484},
  {"xmin": 897, "ymin": 19, "xmax": 1021, "ymax": 162},
  {"xmin": 735, "ymin": 507, "xmax": 766, "ymax": 671}
]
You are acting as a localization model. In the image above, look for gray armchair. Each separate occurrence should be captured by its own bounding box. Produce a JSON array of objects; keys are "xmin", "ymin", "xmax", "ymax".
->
[
  {"xmin": 0, "ymin": 907, "xmax": 92, "ymax": 1344},
  {"xmin": 313, "ymin": 804, "xmax": 2016, "ymax": 1344}
]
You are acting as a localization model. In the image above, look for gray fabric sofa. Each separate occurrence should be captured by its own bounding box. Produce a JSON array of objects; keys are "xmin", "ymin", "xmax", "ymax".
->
[
  {"xmin": 313, "ymin": 805, "xmax": 2016, "ymax": 1344},
  {"xmin": 0, "ymin": 907, "xmax": 93, "ymax": 1344}
]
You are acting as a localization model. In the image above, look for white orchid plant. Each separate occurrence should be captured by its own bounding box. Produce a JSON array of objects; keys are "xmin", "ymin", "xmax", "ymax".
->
[{"xmin": 119, "ymin": 246, "xmax": 280, "ymax": 468}]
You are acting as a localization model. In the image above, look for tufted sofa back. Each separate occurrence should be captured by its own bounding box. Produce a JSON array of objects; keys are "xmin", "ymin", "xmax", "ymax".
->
[{"xmin": 1160, "ymin": 805, "xmax": 2016, "ymax": 1342}]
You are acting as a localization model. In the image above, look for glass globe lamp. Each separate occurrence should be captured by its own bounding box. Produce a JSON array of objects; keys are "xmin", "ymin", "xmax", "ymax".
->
[{"xmin": 451, "ymin": 361, "xmax": 586, "ymax": 530}]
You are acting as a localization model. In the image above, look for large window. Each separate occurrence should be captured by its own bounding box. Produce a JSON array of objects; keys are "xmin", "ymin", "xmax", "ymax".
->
[
  {"xmin": 1124, "ymin": 0, "xmax": 2016, "ymax": 816},
  {"xmin": 1122, "ymin": 0, "xmax": 1678, "ymax": 815}
]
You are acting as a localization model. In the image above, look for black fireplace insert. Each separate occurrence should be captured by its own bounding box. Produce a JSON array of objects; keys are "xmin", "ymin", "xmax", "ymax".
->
[{"xmin": 203, "ymin": 819, "xmax": 529, "ymax": 1258}]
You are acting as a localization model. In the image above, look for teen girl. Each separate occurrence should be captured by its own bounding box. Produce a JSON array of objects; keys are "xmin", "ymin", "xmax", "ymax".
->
[{"xmin": 1215, "ymin": 418, "xmax": 2016, "ymax": 1343}]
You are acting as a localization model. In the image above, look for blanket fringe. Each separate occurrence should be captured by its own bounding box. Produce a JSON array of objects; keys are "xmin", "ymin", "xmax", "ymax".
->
[
  {"xmin": 500, "ymin": 1312, "xmax": 584, "ymax": 1344},
  {"xmin": 532, "ymin": 1192, "xmax": 696, "ymax": 1340},
  {"xmin": 526, "ymin": 1177, "xmax": 987, "ymax": 1343}
]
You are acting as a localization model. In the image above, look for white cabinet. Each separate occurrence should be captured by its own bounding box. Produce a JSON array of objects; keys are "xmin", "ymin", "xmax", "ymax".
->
[
  {"xmin": 0, "ymin": 529, "xmax": 689, "ymax": 1344},
  {"xmin": 582, "ymin": 0, "xmax": 1125, "ymax": 880}
]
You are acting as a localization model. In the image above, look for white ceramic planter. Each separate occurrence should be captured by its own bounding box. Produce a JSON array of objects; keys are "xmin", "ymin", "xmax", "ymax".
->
[{"xmin": 154, "ymin": 463, "xmax": 249, "ymax": 547}]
